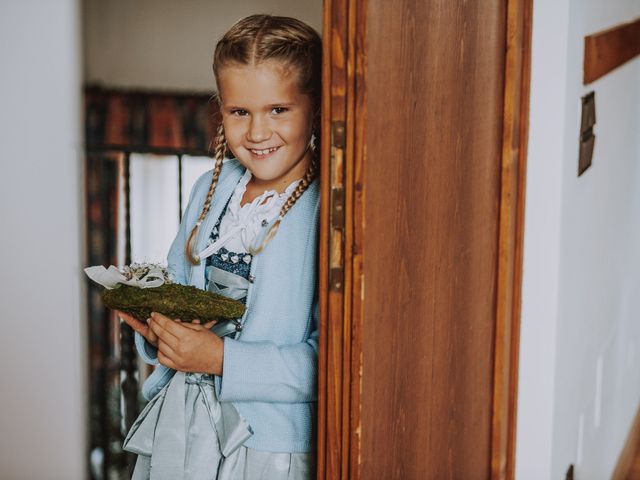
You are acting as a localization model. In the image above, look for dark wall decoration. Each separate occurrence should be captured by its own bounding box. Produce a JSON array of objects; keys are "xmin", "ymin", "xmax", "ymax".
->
[{"xmin": 85, "ymin": 86, "xmax": 219, "ymax": 155}]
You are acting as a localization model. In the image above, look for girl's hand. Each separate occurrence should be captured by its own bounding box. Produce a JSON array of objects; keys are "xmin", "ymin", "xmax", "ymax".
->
[
  {"xmin": 115, "ymin": 310, "xmax": 159, "ymax": 348},
  {"xmin": 147, "ymin": 312, "xmax": 223, "ymax": 375}
]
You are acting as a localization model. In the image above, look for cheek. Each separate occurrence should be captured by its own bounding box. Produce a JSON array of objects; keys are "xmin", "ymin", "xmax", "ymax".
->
[
  {"xmin": 222, "ymin": 119, "xmax": 244, "ymax": 144},
  {"xmin": 280, "ymin": 118, "xmax": 311, "ymax": 144}
]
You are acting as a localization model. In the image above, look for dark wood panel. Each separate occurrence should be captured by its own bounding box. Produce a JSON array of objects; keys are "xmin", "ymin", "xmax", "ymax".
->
[
  {"xmin": 584, "ymin": 18, "xmax": 640, "ymax": 84},
  {"xmin": 359, "ymin": 1, "xmax": 506, "ymax": 478}
]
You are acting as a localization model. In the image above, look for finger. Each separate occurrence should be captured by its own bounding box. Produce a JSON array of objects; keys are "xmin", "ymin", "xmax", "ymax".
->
[
  {"xmin": 148, "ymin": 317, "xmax": 180, "ymax": 350},
  {"xmin": 203, "ymin": 320, "xmax": 218, "ymax": 329},
  {"xmin": 151, "ymin": 312, "xmax": 192, "ymax": 339},
  {"xmin": 146, "ymin": 321, "xmax": 159, "ymax": 342},
  {"xmin": 181, "ymin": 322, "xmax": 206, "ymax": 331},
  {"xmin": 186, "ymin": 318, "xmax": 218, "ymax": 329},
  {"xmin": 117, "ymin": 311, "xmax": 147, "ymax": 335},
  {"xmin": 157, "ymin": 338, "xmax": 179, "ymax": 359},
  {"xmin": 157, "ymin": 349, "xmax": 180, "ymax": 371},
  {"xmin": 149, "ymin": 320, "xmax": 180, "ymax": 350},
  {"xmin": 116, "ymin": 310, "xmax": 137, "ymax": 325}
]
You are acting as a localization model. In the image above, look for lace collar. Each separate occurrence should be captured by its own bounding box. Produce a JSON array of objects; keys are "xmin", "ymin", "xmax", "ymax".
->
[
  {"xmin": 196, "ymin": 169, "xmax": 303, "ymax": 260},
  {"xmin": 227, "ymin": 168, "xmax": 301, "ymax": 221}
]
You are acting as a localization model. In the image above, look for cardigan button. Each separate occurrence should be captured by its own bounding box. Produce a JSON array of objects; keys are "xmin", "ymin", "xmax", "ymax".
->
[{"xmin": 248, "ymin": 274, "xmax": 255, "ymax": 283}]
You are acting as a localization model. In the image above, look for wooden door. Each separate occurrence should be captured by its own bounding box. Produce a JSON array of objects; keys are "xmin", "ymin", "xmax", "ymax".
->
[{"xmin": 317, "ymin": 0, "xmax": 532, "ymax": 479}]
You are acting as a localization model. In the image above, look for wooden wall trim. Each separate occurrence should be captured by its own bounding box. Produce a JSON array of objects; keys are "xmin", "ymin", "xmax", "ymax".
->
[
  {"xmin": 584, "ymin": 18, "xmax": 640, "ymax": 84},
  {"xmin": 316, "ymin": 0, "xmax": 332, "ymax": 475},
  {"xmin": 317, "ymin": 0, "xmax": 351, "ymax": 477},
  {"xmin": 316, "ymin": 0, "xmax": 328, "ymax": 470},
  {"xmin": 491, "ymin": 0, "xmax": 532, "ymax": 478},
  {"xmin": 349, "ymin": 0, "xmax": 366, "ymax": 477},
  {"xmin": 612, "ymin": 402, "xmax": 640, "ymax": 480}
]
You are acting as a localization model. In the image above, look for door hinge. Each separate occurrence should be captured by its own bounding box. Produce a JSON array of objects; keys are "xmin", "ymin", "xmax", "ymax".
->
[
  {"xmin": 332, "ymin": 120, "xmax": 346, "ymax": 149},
  {"xmin": 330, "ymin": 120, "xmax": 346, "ymax": 292},
  {"xmin": 331, "ymin": 185, "xmax": 345, "ymax": 229},
  {"xmin": 330, "ymin": 266, "xmax": 344, "ymax": 291},
  {"xmin": 330, "ymin": 186, "xmax": 345, "ymax": 292}
]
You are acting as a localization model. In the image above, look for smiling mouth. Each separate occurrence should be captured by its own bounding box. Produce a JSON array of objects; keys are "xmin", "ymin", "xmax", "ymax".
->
[{"xmin": 248, "ymin": 146, "xmax": 281, "ymax": 157}]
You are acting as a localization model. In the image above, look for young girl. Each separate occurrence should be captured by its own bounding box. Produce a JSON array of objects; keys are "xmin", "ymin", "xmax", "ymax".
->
[{"xmin": 117, "ymin": 14, "xmax": 322, "ymax": 480}]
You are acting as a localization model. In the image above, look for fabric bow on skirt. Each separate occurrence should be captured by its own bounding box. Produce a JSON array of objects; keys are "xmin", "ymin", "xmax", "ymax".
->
[{"xmin": 123, "ymin": 371, "xmax": 253, "ymax": 480}]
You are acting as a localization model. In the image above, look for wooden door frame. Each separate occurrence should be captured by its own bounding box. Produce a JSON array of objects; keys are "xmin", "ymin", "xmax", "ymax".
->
[
  {"xmin": 492, "ymin": 0, "xmax": 533, "ymax": 478},
  {"xmin": 316, "ymin": 0, "xmax": 353, "ymax": 476},
  {"xmin": 316, "ymin": 0, "xmax": 533, "ymax": 478}
]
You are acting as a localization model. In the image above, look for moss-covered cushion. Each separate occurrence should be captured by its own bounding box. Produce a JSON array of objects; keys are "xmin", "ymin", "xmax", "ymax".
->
[{"xmin": 102, "ymin": 283, "xmax": 245, "ymax": 323}]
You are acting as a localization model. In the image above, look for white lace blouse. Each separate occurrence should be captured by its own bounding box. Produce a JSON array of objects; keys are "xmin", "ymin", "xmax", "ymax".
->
[{"xmin": 203, "ymin": 168, "xmax": 301, "ymax": 257}]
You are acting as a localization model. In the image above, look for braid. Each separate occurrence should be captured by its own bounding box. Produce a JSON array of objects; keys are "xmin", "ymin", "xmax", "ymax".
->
[
  {"xmin": 208, "ymin": 14, "xmax": 322, "ymax": 257},
  {"xmin": 185, "ymin": 122, "xmax": 226, "ymax": 265},
  {"xmin": 248, "ymin": 152, "xmax": 319, "ymax": 256}
]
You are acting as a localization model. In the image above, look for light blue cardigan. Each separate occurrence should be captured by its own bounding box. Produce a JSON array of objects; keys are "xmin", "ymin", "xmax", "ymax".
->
[{"xmin": 134, "ymin": 158, "xmax": 320, "ymax": 453}]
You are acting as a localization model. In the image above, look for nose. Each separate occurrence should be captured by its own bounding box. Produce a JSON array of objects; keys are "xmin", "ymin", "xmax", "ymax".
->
[{"xmin": 246, "ymin": 115, "xmax": 272, "ymax": 143}]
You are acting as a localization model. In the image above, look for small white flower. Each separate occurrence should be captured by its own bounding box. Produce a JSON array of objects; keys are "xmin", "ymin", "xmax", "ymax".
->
[{"xmin": 117, "ymin": 262, "xmax": 171, "ymax": 284}]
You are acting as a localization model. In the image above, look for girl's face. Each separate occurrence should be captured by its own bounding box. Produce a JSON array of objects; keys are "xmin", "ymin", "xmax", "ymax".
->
[{"xmin": 217, "ymin": 60, "xmax": 315, "ymax": 192}]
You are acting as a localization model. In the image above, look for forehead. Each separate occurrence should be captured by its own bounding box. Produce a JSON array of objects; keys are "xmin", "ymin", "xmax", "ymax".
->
[{"xmin": 217, "ymin": 61, "xmax": 305, "ymax": 106}]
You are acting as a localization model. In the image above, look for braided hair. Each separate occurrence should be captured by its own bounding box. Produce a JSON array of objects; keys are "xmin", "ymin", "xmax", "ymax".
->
[{"xmin": 185, "ymin": 14, "xmax": 322, "ymax": 264}]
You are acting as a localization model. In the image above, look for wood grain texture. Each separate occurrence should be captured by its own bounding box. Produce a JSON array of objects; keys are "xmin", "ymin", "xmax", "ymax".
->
[
  {"xmin": 492, "ymin": 0, "xmax": 532, "ymax": 478},
  {"xmin": 505, "ymin": 0, "xmax": 532, "ymax": 477},
  {"xmin": 612, "ymin": 402, "xmax": 640, "ymax": 480},
  {"xmin": 349, "ymin": 0, "xmax": 366, "ymax": 477},
  {"xmin": 317, "ymin": 0, "xmax": 350, "ymax": 477},
  {"xmin": 360, "ymin": 1, "xmax": 506, "ymax": 478},
  {"xmin": 315, "ymin": 0, "xmax": 331, "ymax": 475},
  {"xmin": 319, "ymin": 0, "xmax": 530, "ymax": 477},
  {"xmin": 584, "ymin": 18, "xmax": 640, "ymax": 84},
  {"xmin": 327, "ymin": 0, "xmax": 348, "ymax": 472},
  {"xmin": 341, "ymin": 0, "xmax": 358, "ymax": 478}
]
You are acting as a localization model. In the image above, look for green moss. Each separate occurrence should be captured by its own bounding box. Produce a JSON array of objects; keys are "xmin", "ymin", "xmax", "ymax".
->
[{"xmin": 102, "ymin": 283, "xmax": 245, "ymax": 323}]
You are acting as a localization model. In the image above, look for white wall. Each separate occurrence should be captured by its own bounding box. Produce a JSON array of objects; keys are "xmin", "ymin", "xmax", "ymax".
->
[
  {"xmin": 517, "ymin": 1, "xmax": 640, "ymax": 479},
  {"xmin": 0, "ymin": 0, "xmax": 87, "ymax": 479},
  {"xmin": 515, "ymin": 0, "xmax": 571, "ymax": 477},
  {"xmin": 83, "ymin": 0, "xmax": 322, "ymax": 92}
]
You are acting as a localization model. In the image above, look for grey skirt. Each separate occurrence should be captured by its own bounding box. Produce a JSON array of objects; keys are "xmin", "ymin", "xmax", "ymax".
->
[{"xmin": 123, "ymin": 371, "xmax": 313, "ymax": 480}]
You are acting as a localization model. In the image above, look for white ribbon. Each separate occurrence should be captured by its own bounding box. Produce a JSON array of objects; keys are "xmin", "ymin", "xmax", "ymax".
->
[
  {"xmin": 196, "ymin": 224, "xmax": 247, "ymax": 262},
  {"xmin": 84, "ymin": 265, "xmax": 166, "ymax": 290}
]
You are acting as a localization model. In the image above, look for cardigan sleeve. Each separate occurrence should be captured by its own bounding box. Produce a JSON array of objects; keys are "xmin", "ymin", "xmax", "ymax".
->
[
  {"xmin": 133, "ymin": 169, "xmax": 211, "ymax": 365},
  {"xmin": 214, "ymin": 298, "xmax": 319, "ymax": 403}
]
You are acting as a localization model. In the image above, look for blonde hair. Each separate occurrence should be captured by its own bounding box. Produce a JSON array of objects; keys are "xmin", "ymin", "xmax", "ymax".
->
[{"xmin": 185, "ymin": 14, "xmax": 322, "ymax": 265}]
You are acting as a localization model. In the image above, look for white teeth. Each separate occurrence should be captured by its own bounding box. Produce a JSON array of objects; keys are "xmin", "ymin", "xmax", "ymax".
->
[{"xmin": 251, "ymin": 147, "xmax": 278, "ymax": 156}]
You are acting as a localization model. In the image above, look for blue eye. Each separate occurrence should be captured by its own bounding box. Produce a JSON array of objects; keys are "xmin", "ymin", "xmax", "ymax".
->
[{"xmin": 271, "ymin": 107, "xmax": 288, "ymax": 115}]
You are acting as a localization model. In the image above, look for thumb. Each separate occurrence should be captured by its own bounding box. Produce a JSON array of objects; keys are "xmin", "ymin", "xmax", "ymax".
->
[{"xmin": 203, "ymin": 319, "xmax": 218, "ymax": 329}]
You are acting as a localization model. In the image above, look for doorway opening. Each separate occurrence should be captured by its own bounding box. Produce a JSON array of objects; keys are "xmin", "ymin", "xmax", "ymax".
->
[{"xmin": 82, "ymin": 3, "xmax": 323, "ymax": 478}]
